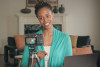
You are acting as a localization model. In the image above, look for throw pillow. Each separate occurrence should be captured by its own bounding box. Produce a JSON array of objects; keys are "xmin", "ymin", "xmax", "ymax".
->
[
  {"xmin": 14, "ymin": 35, "xmax": 25, "ymax": 50},
  {"xmin": 77, "ymin": 36, "xmax": 90, "ymax": 47},
  {"xmin": 70, "ymin": 35, "xmax": 78, "ymax": 48}
]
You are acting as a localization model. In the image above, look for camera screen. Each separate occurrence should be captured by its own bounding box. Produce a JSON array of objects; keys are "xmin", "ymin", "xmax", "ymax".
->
[{"xmin": 26, "ymin": 38, "xmax": 36, "ymax": 44}]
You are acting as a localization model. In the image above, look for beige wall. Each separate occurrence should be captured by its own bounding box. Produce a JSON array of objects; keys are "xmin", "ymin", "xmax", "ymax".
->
[
  {"xmin": 64, "ymin": 0, "xmax": 100, "ymax": 50},
  {"xmin": 0, "ymin": 0, "xmax": 100, "ymax": 54}
]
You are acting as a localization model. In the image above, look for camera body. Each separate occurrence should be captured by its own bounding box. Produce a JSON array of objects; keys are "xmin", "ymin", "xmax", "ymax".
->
[{"xmin": 25, "ymin": 33, "xmax": 44, "ymax": 48}]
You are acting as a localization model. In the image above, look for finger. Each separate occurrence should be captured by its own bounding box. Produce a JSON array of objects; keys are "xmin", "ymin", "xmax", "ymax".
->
[
  {"xmin": 45, "ymin": 52, "xmax": 47, "ymax": 55},
  {"xmin": 39, "ymin": 51, "xmax": 47, "ymax": 56},
  {"xmin": 37, "ymin": 56, "xmax": 41, "ymax": 61},
  {"xmin": 37, "ymin": 51, "xmax": 47, "ymax": 59},
  {"xmin": 37, "ymin": 54, "xmax": 45, "ymax": 60},
  {"xmin": 39, "ymin": 56, "xmax": 41, "ymax": 60},
  {"xmin": 43, "ymin": 51, "xmax": 47, "ymax": 55},
  {"xmin": 38, "ymin": 55, "xmax": 44, "ymax": 61}
]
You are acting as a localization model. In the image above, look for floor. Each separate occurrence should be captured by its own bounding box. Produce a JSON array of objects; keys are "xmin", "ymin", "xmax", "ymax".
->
[{"xmin": 0, "ymin": 54, "xmax": 18, "ymax": 67}]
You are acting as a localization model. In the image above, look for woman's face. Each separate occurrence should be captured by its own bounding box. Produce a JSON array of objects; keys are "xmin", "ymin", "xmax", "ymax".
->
[{"xmin": 37, "ymin": 7, "xmax": 54, "ymax": 30}]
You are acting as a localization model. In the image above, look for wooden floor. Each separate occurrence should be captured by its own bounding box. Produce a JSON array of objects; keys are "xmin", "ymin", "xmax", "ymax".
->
[{"xmin": 0, "ymin": 54, "xmax": 18, "ymax": 67}]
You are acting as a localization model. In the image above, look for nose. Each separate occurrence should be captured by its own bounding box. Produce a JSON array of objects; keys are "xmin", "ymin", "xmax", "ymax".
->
[{"xmin": 43, "ymin": 17, "xmax": 48, "ymax": 22}]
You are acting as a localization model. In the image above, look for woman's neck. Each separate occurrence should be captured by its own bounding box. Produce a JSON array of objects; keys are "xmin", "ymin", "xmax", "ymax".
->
[{"xmin": 43, "ymin": 26, "xmax": 53, "ymax": 36}]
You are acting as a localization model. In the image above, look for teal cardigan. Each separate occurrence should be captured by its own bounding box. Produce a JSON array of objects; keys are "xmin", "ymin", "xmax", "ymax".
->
[{"xmin": 21, "ymin": 27, "xmax": 73, "ymax": 67}]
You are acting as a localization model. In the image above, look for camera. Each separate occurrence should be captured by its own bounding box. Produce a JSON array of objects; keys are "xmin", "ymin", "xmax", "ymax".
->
[
  {"xmin": 25, "ymin": 33, "xmax": 44, "ymax": 48},
  {"xmin": 25, "ymin": 33, "xmax": 43, "ymax": 67}
]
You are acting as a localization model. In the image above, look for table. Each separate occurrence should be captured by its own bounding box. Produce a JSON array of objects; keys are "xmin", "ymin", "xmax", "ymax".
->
[{"xmin": 15, "ymin": 55, "xmax": 34, "ymax": 67}]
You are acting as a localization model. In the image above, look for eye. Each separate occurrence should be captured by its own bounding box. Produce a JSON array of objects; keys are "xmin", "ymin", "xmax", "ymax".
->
[
  {"xmin": 46, "ymin": 15, "xmax": 50, "ymax": 18},
  {"xmin": 38, "ymin": 17, "xmax": 43, "ymax": 20}
]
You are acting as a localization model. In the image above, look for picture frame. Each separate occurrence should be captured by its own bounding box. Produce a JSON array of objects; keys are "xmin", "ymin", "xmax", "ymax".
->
[{"xmin": 26, "ymin": 0, "xmax": 58, "ymax": 7}]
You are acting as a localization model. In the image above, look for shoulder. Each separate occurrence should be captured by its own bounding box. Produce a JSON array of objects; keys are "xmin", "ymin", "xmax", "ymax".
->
[{"xmin": 54, "ymin": 28, "xmax": 70, "ymax": 38}]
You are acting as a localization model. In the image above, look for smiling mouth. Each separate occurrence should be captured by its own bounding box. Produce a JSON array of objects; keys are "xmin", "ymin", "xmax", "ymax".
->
[{"xmin": 44, "ymin": 23, "xmax": 49, "ymax": 26}]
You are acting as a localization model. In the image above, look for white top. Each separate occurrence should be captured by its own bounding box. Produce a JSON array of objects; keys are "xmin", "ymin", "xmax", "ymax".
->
[{"xmin": 44, "ymin": 46, "xmax": 51, "ymax": 67}]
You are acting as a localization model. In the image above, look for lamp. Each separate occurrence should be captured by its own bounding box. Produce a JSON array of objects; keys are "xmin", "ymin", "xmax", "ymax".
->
[{"xmin": 21, "ymin": 0, "xmax": 31, "ymax": 14}]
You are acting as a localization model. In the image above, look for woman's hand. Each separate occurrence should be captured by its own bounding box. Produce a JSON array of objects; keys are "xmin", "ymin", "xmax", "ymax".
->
[
  {"xmin": 37, "ymin": 51, "xmax": 47, "ymax": 61},
  {"xmin": 32, "ymin": 51, "xmax": 47, "ymax": 67}
]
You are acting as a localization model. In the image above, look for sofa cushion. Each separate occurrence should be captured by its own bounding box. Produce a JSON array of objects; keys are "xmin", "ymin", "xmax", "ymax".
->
[
  {"xmin": 72, "ymin": 46, "xmax": 92, "ymax": 56},
  {"xmin": 70, "ymin": 35, "xmax": 78, "ymax": 48},
  {"xmin": 14, "ymin": 35, "xmax": 25, "ymax": 50},
  {"xmin": 77, "ymin": 36, "xmax": 91, "ymax": 47}
]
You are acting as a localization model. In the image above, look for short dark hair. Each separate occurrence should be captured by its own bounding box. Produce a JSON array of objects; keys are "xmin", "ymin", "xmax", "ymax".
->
[{"xmin": 35, "ymin": 1, "xmax": 53, "ymax": 17}]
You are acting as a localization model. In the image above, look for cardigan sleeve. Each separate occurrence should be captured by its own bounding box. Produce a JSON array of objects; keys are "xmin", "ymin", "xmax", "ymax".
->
[
  {"xmin": 21, "ymin": 46, "xmax": 30, "ymax": 67},
  {"xmin": 65, "ymin": 35, "xmax": 73, "ymax": 56}
]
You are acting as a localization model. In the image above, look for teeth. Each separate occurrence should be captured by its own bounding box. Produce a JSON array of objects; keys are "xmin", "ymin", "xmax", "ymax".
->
[{"xmin": 45, "ymin": 23, "xmax": 49, "ymax": 25}]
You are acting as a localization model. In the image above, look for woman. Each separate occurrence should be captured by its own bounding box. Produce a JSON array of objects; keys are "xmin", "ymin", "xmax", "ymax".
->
[{"xmin": 21, "ymin": 2, "xmax": 73, "ymax": 67}]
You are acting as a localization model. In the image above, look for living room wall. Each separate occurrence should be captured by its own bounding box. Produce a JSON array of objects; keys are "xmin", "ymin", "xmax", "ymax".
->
[{"xmin": 0, "ymin": 0, "xmax": 100, "ymax": 54}]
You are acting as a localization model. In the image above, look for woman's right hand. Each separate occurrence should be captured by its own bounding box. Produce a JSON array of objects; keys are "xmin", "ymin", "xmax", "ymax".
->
[
  {"xmin": 33, "ymin": 51, "xmax": 47, "ymax": 67},
  {"xmin": 37, "ymin": 51, "xmax": 47, "ymax": 61}
]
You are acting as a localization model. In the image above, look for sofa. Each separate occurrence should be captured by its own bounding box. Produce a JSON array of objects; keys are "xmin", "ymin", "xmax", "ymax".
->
[{"xmin": 4, "ymin": 35, "xmax": 100, "ymax": 66}]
